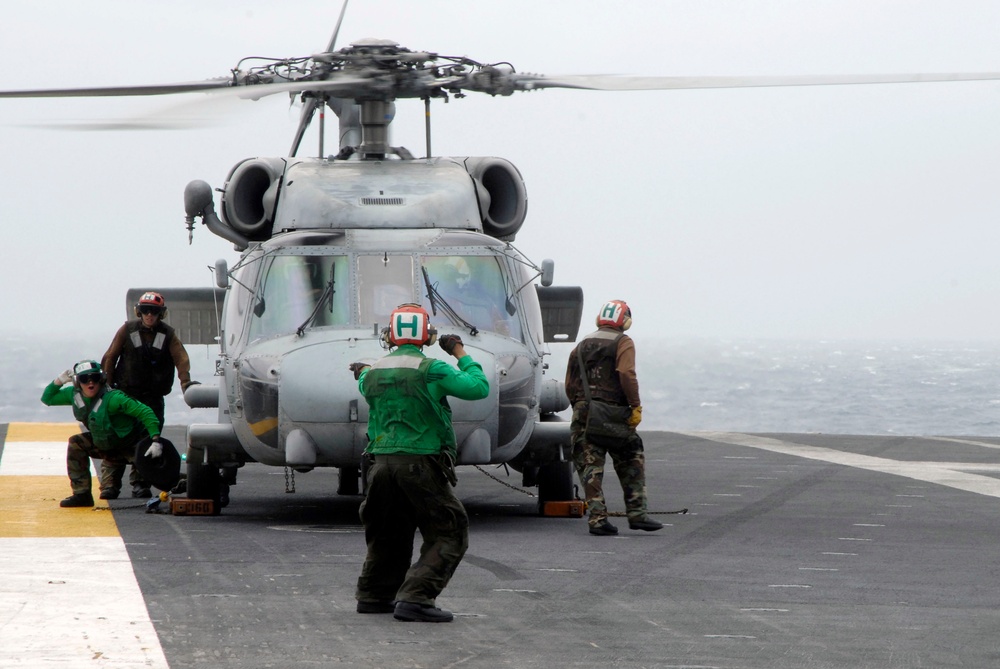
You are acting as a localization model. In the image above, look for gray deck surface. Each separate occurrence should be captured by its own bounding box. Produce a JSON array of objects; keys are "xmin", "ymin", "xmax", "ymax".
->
[{"xmin": 61, "ymin": 428, "xmax": 1000, "ymax": 667}]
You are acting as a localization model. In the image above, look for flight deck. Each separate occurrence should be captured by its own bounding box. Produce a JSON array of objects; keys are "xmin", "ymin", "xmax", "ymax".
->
[{"xmin": 3, "ymin": 423, "xmax": 1000, "ymax": 668}]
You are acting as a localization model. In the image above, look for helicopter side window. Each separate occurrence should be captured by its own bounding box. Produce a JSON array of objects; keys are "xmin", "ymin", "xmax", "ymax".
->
[
  {"xmin": 249, "ymin": 254, "xmax": 349, "ymax": 340},
  {"xmin": 224, "ymin": 261, "xmax": 257, "ymax": 349},
  {"xmin": 420, "ymin": 255, "xmax": 523, "ymax": 341},
  {"xmin": 357, "ymin": 255, "xmax": 415, "ymax": 329}
]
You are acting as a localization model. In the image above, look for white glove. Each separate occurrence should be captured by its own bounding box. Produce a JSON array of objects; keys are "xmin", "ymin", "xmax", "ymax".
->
[
  {"xmin": 145, "ymin": 439, "xmax": 163, "ymax": 459},
  {"xmin": 55, "ymin": 369, "xmax": 73, "ymax": 386}
]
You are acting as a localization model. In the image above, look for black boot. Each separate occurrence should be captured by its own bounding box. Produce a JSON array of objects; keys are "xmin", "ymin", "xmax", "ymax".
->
[
  {"xmin": 628, "ymin": 516, "xmax": 664, "ymax": 531},
  {"xmin": 589, "ymin": 520, "xmax": 619, "ymax": 536},
  {"xmin": 60, "ymin": 492, "xmax": 94, "ymax": 508},
  {"xmin": 393, "ymin": 602, "xmax": 454, "ymax": 623}
]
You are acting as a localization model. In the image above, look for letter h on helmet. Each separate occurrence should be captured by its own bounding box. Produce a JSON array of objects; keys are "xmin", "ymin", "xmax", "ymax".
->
[
  {"xmin": 386, "ymin": 303, "xmax": 437, "ymax": 346},
  {"xmin": 135, "ymin": 291, "xmax": 167, "ymax": 319},
  {"xmin": 596, "ymin": 299, "xmax": 632, "ymax": 330}
]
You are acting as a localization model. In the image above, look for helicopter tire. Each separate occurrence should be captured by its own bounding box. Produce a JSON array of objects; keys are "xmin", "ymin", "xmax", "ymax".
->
[
  {"xmin": 186, "ymin": 460, "xmax": 223, "ymax": 515},
  {"xmin": 535, "ymin": 460, "xmax": 575, "ymax": 513},
  {"xmin": 337, "ymin": 466, "xmax": 360, "ymax": 496}
]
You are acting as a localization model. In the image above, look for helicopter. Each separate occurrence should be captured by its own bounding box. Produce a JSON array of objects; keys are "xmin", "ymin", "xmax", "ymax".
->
[{"xmin": 6, "ymin": 4, "xmax": 1000, "ymax": 513}]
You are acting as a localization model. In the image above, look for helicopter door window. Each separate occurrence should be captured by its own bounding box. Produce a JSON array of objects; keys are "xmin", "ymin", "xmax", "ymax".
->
[
  {"xmin": 357, "ymin": 255, "xmax": 415, "ymax": 328},
  {"xmin": 249, "ymin": 254, "xmax": 349, "ymax": 340},
  {"xmin": 420, "ymin": 256, "xmax": 523, "ymax": 341}
]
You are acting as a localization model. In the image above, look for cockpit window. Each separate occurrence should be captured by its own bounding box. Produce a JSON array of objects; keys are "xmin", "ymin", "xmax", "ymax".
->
[
  {"xmin": 357, "ymin": 255, "xmax": 415, "ymax": 329},
  {"xmin": 420, "ymin": 255, "xmax": 522, "ymax": 340},
  {"xmin": 249, "ymin": 254, "xmax": 349, "ymax": 339}
]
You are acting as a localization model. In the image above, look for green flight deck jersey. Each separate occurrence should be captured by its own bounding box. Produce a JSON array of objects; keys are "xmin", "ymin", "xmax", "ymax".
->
[
  {"xmin": 358, "ymin": 344, "xmax": 489, "ymax": 458},
  {"xmin": 41, "ymin": 382, "xmax": 161, "ymax": 452}
]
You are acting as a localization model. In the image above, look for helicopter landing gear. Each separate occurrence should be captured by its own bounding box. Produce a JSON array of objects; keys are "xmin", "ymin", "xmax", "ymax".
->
[
  {"xmin": 535, "ymin": 460, "xmax": 575, "ymax": 514},
  {"xmin": 337, "ymin": 465, "xmax": 361, "ymax": 495},
  {"xmin": 186, "ymin": 460, "xmax": 224, "ymax": 515}
]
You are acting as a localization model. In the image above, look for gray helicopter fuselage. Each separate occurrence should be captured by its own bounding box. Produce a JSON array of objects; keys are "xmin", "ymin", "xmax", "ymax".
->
[
  {"xmin": 178, "ymin": 154, "xmax": 582, "ymax": 499},
  {"xmin": 211, "ymin": 227, "xmax": 557, "ymax": 470}
]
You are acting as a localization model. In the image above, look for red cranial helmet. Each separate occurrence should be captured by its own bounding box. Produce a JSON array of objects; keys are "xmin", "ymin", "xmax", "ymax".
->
[
  {"xmin": 386, "ymin": 303, "xmax": 437, "ymax": 346},
  {"xmin": 596, "ymin": 299, "xmax": 632, "ymax": 330},
  {"xmin": 135, "ymin": 291, "xmax": 166, "ymax": 318}
]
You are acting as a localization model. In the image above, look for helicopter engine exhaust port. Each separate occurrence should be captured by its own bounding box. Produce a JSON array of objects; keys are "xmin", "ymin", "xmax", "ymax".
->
[
  {"xmin": 221, "ymin": 157, "xmax": 286, "ymax": 241},
  {"xmin": 464, "ymin": 157, "xmax": 528, "ymax": 241}
]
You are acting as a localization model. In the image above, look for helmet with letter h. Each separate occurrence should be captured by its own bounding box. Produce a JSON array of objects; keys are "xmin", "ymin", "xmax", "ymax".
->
[
  {"xmin": 134, "ymin": 291, "xmax": 167, "ymax": 319},
  {"xmin": 383, "ymin": 303, "xmax": 438, "ymax": 348},
  {"xmin": 596, "ymin": 299, "xmax": 632, "ymax": 331}
]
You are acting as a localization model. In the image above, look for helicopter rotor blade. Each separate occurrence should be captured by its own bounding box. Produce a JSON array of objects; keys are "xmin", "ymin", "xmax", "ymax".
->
[
  {"xmin": 290, "ymin": 99, "xmax": 320, "ymax": 156},
  {"xmin": 0, "ymin": 74, "xmax": 373, "ymax": 102},
  {"xmin": 288, "ymin": 0, "xmax": 350, "ymax": 157},
  {"xmin": 0, "ymin": 80, "xmax": 233, "ymax": 98},
  {"xmin": 519, "ymin": 71, "xmax": 1000, "ymax": 92},
  {"xmin": 326, "ymin": 0, "xmax": 350, "ymax": 52}
]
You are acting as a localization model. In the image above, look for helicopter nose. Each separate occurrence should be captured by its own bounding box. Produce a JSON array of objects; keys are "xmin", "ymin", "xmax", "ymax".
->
[{"xmin": 237, "ymin": 355, "xmax": 281, "ymax": 449}]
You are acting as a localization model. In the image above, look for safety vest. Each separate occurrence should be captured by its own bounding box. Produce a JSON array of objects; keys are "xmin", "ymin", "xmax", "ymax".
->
[
  {"xmin": 575, "ymin": 329, "xmax": 628, "ymax": 406},
  {"xmin": 362, "ymin": 351, "xmax": 456, "ymax": 456},
  {"xmin": 115, "ymin": 320, "xmax": 177, "ymax": 396},
  {"xmin": 71, "ymin": 385, "xmax": 104, "ymax": 424}
]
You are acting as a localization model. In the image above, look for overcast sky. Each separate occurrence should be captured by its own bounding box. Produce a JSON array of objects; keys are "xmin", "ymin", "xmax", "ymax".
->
[{"xmin": 3, "ymin": 0, "xmax": 1000, "ymax": 344}]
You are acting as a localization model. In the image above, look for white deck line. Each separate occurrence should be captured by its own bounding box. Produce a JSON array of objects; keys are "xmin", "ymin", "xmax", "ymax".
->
[
  {"xmin": 0, "ymin": 437, "xmax": 169, "ymax": 668},
  {"xmin": 678, "ymin": 431, "xmax": 1000, "ymax": 499}
]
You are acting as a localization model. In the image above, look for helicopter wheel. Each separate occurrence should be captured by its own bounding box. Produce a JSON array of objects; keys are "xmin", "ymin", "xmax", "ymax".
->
[
  {"xmin": 186, "ymin": 460, "xmax": 223, "ymax": 515},
  {"xmin": 337, "ymin": 466, "xmax": 360, "ymax": 495},
  {"xmin": 535, "ymin": 460, "xmax": 575, "ymax": 514}
]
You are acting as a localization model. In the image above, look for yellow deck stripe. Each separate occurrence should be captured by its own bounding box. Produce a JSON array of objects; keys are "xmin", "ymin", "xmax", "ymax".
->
[
  {"xmin": 0, "ymin": 423, "xmax": 168, "ymax": 667},
  {"xmin": 2, "ymin": 424, "xmax": 119, "ymax": 537},
  {"xmin": 7, "ymin": 422, "xmax": 79, "ymax": 441},
  {"xmin": 0, "ymin": 477, "xmax": 118, "ymax": 537}
]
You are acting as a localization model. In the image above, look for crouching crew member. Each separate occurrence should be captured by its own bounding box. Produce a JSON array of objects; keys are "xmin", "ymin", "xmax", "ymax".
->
[
  {"xmin": 40, "ymin": 360, "xmax": 165, "ymax": 508},
  {"xmin": 352, "ymin": 303, "xmax": 490, "ymax": 623}
]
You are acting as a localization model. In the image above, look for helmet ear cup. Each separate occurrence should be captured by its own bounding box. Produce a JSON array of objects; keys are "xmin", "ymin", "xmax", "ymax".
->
[
  {"xmin": 427, "ymin": 324, "xmax": 438, "ymax": 347},
  {"xmin": 622, "ymin": 316, "xmax": 632, "ymax": 331}
]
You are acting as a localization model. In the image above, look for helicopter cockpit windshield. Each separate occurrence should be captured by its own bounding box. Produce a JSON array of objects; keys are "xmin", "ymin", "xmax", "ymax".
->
[
  {"xmin": 419, "ymin": 255, "xmax": 522, "ymax": 341},
  {"xmin": 249, "ymin": 254, "xmax": 350, "ymax": 340},
  {"xmin": 245, "ymin": 249, "xmax": 525, "ymax": 342}
]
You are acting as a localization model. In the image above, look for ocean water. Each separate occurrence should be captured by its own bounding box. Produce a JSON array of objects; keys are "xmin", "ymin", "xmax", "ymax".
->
[{"xmin": 5, "ymin": 334, "xmax": 1000, "ymax": 437}]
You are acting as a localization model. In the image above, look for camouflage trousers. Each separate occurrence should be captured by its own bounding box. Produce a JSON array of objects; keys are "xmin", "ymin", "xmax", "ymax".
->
[
  {"xmin": 67, "ymin": 432, "xmax": 136, "ymax": 495},
  {"xmin": 570, "ymin": 402, "xmax": 649, "ymax": 526},
  {"xmin": 98, "ymin": 459, "xmax": 148, "ymax": 493},
  {"xmin": 356, "ymin": 453, "xmax": 469, "ymax": 607}
]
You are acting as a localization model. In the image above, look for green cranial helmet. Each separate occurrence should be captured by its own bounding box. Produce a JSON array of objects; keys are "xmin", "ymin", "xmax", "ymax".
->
[{"xmin": 73, "ymin": 360, "xmax": 105, "ymax": 384}]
